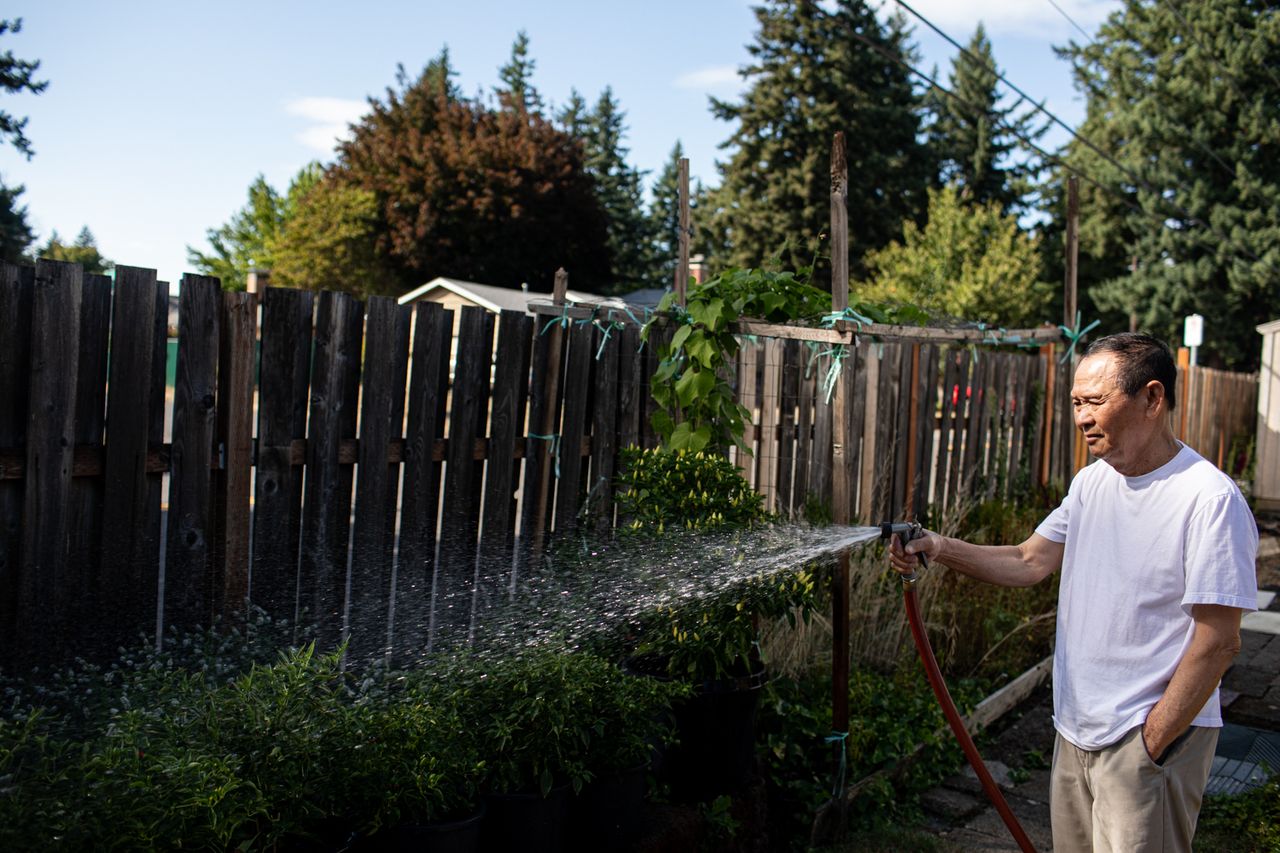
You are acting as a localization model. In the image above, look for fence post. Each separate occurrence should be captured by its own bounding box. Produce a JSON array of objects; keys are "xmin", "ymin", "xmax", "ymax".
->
[
  {"xmin": 675, "ymin": 158, "xmax": 690, "ymax": 306},
  {"xmin": 1056, "ymin": 177, "xmax": 1080, "ymax": 484},
  {"xmin": 828, "ymin": 131, "xmax": 852, "ymax": 743},
  {"xmin": 529, "ymin": 269, "xmax": 568, "ymax": 557}
]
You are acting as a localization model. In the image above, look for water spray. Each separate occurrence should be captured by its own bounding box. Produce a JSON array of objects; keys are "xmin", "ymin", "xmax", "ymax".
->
[{"xmin": 882, "ymin": 522, "xmax": 1037, "ymax": 853}]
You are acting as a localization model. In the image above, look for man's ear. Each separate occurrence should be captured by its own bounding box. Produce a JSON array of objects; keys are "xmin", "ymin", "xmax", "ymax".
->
[{"xmin": 1144, "ymin": 380, "xmax": 1167, "ymax": 415}]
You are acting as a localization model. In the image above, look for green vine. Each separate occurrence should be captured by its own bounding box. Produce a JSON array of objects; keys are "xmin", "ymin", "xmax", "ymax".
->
[
  {"xmin": 642, "ymin": 267, "xmax": 830, "ymax": 455},
  {"xmin": 642, "ymin": 266, "xmax": 930, "ymax": 456}
]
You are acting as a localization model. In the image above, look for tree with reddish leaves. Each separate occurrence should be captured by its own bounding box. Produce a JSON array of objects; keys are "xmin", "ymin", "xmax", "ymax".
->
[{"xmin": 336, "ymin": 50, "xmax": 611, "ymax": 294}]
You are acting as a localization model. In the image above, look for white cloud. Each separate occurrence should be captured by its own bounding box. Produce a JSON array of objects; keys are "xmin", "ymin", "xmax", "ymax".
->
[
  {"xmin": 673, "ymin": 65, "xmax": 742, "ymax": 91},
  {"xmin": 879, "ymin": 0, "xmax": 1118, "ymax": 39},
  {"xmin": 283, "ymin": 97, "xmax": 368, "ymax": 154}
]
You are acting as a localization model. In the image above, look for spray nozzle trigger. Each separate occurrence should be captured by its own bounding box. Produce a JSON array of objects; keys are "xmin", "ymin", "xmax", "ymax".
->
[{"xmin": 880, "ymin": 521, "xmax": 927, "ymax": 583}]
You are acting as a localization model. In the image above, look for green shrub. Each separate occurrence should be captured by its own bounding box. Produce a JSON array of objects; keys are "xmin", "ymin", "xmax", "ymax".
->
[
  {"xmin": 1197, "ymin": 777, "xmax": 1280, "ymax": 852},
  {"xmin": 429, "ymin": 649, "xmax": 685, "ymax": 797},
  {"xmin": 616, "ymin": 446, "xmax": 768, "ymax": 532}
]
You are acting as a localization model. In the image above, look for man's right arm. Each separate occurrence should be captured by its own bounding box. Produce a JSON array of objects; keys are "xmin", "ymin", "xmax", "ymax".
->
[{"xmin": 889, "ymin": 531, "xmax": 1063, "ymax": 588}]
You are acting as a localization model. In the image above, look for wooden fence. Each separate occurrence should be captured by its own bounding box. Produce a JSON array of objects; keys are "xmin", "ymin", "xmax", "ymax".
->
[{"xmin": 0, "ymin": 258, "xmax": 1259, "ymax": 670}]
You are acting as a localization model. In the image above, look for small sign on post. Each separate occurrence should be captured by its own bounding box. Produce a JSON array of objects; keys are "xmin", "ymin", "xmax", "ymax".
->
[{"xmin": 1184, "ymin": 313, "xmax": 1204, "ymax": 366}]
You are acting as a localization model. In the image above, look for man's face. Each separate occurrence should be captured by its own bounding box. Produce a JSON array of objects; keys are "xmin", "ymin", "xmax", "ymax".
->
[{"xmin": 1070, "ymin": 353, "xmax": 1155, "ymax": 471}]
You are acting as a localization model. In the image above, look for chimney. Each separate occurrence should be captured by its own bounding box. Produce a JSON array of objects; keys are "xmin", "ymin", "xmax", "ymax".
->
[
  {"xmin": 246, "ymin": 268, "xmax": 271, "ymax": 294},
  {"xmin": 689, "ymin": 254, "xmax": 708, "ymax": 285}
]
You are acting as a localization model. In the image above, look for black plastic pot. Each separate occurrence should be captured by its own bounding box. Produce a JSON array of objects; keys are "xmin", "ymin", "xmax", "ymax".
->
[
  {"xmin": 624, "ymin": 656, "xmax": 768, "ymax": 803},
  {"xmin": 568, "ymin": 760, "xmax": 648, "ymax": 852},
  {"xmin": 479, "ymin": 783, "xmax": 571, "ymax": 853}
]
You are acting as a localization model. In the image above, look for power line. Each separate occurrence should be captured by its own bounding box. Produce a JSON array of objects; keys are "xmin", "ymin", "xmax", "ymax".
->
[
  {"xmin": 1043, "ymin": 0, "xmax": 1095, "ymax": 44},
  {"xmin": 849, "ymin": 30, "xmax": 1274, "ymax": 276},
  {"xmin": 889, "ymin": 0, "xmax": 1263, "ymax": 263}
]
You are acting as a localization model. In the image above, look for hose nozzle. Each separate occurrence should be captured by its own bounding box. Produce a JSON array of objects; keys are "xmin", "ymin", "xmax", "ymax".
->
[{"xmin": 880, "ymin": 521, "xmax": 927, "ymax": 584}]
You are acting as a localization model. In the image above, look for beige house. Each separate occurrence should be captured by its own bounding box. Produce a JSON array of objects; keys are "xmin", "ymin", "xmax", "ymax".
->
[
  {"xmin": 396, "ymin": 277, "xmax": 634, "ymax": 331},
  {"xmin": 1256, "ymin": 318, "xmax": 1280, "ymax": 512}
]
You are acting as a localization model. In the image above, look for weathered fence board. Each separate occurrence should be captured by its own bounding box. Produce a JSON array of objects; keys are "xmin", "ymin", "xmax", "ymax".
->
[
  {"xmin": 165, "ymin": 274, "xmax": 221, "ymax": 633},
  {"xmin": 251, "ymin": 286, "xmax": 314, "ymax": 622},
  {"xmin": 67, "ymin": 273, "xmax": 111, "ymax": 645},
  {"xmin": 298, "ymin": 291, "xmax": 363, "ymax": 644},
  {"xmin": 589, "ymin": 320, "xmax": 621, "ymax": 529},
  {"xmin": 396, "ymin": 303, "xmax": 450, "ymax": 656},
  {"xmin": 0, "ymin": 264, "xmax": 34, "ymax": 664},
  {"xmin": 437, "ymin": 306, "xmax": 494, "ymax": 641},
  {"xmin": 211, "ymin": 290, "xmax": 256, "ymax": 622},
  {"xmin": 554, "ymin": 321, "xmax": 594, "ymax": 533},
  {"xmin": 481, "ymin": 310, "xmax": 534, "ymax": 575},
  {"xmin": 348, "ymin": 297, "xmax": 412, "ymax": 660},
  {"xmin": 100, "ymin": 267, "xmax": 167, "ymax": 652},
  {"xmin": 18, "ymin": 261, "xmax": 83, "ymax": 663}
]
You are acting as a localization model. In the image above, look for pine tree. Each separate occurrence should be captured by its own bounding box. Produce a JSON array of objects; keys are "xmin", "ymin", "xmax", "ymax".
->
[
  {"xmin": 0, "ymin": 179, "xmax": 33, "ymax": 262},
  {"xmin": 0, "ymin": 18, "xmax": 48, "ymax": 160},
  {"xmin": 576, "ymin": 88, "xmax": 655, "ymax": 294},
  {"xmin": 1057, "ymin": 0, "xmax": 1280, "ymax": 369},
  {"xmin": 495, "ymin": 31, "xmax": 542, "ymax": 115},
  {"xmin": 708, "ymin": 0, "xmax": 933, "ymax": 285},
  {"xmin": 926, "ymin": 24, "xmax": 1046, "ymax": 213},
  {"xmin": 186, "ymin": 174, "xmax": 286, "ymax": 291}
]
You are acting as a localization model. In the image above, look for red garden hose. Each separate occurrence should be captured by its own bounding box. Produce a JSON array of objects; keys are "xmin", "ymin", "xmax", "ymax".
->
[{"xmin": 903, "ymin": 572, "xmax": 1037, "ymax": 853}]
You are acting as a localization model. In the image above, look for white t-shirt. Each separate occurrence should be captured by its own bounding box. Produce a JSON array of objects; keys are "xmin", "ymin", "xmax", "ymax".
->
[{"xmin": 1035, "ymin": 442, "xmax": 1258, "ymax": 750}]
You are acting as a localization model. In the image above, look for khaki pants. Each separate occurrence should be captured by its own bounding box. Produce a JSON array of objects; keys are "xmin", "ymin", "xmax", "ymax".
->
[{"xmin": 1050, "ymin": 725, "xmax": 1218, "ymax": 853}]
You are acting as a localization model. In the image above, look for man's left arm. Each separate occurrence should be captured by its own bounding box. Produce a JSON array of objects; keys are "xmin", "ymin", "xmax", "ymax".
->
[{"xmin": 1142, "ymin": 603, "xmax": 1244, "ymax": 762}]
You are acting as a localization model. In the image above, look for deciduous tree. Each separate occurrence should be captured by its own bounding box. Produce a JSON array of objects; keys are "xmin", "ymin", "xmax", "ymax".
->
[
  {"xmin": 862, "ymin": 185, "xmax": 1049, "ymax": 327},
  {"xmin": 337, "ymin": 49, "xmax": 610, "ymax": 292},
  {"xmin": 40, "ymin": 226, "xmax": 113, "ymax": 274}
]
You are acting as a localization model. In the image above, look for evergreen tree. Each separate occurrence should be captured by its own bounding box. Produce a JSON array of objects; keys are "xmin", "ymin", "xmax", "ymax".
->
[
  {"xmin": 926, "ymin": 24, "xmax": 1046, "ymax": 213},
  {"xmin": 708, "ymin": 0, "xmax": 933, "ymax": 285},
  {"xmin": 862, "ymin": 185, "xmax": 1049, "ymax": 327},
  {"xmin": 187, "ymin": 174, "xmax": 287, "ymax": 291},
  {"xmin": 337, "ymin": 50, "xmax": 610, "ymax": 292},
  {"xmin": 0, "ymin": 18, "xmax": 48, "ymax": 159},
  {"xmin": 495, "ymin": 30, "xmax": 542, "ymax": 114},
  {"xmin": 578, "ymin": 88, "xmax": 656, "ymax": 294},
  {"xmin": 40, "ymin": 226, "xmax": 112, "ymax": 274},
  {"xmin": 0, "ymin": 179, "xmax": 33, "ymax": 262},
  {"xmin": 555, "ymin": 88, "xmax": 588, "ymax": 138},
  {"xmin": 1058, "ymin": 0, "xmax": 1280, "ymax": 369}
]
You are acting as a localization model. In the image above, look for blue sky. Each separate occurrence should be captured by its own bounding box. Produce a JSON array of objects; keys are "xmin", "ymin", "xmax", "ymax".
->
[{"xmin": 0, "ymin": 0, "xmax": 1119, "ymax": 287}]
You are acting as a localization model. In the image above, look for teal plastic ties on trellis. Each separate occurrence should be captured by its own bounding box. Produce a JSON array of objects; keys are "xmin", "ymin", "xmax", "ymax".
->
[
  {"xmin": 528, "ymin": 433, "xmax": 561, "ymax": 478},
  {"xmin": 818, "ymin": 344, "xmax": 850, "ymax": 404},
  {"xmin": 825, "ymin": 730, "xmax": 849, "ymax": 797},
  {"xmin": 541, "ymin": 303, "xmax": 573, "ymax": 336},
  {"xmin": 1058, "ymin": 311, "xmax": 1100, "ymax": 363},
  {"xmin": 820, "ymin": 306, "xmax": 875, "ymax": 330},
  {"xmin": 593, "ymin": 319, "xmax": 624, "ymax": 360}
]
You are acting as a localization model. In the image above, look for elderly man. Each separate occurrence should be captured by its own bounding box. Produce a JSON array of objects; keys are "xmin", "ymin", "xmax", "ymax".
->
[{"xmin": 889, "ymin": 332, "xmax": 1258, "ymax": 853}]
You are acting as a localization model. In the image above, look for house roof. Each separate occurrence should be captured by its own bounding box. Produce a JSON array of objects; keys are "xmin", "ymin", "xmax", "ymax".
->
[{"xmin": 397, "ymin": 276, "xmax": 660, "ymax": 314}]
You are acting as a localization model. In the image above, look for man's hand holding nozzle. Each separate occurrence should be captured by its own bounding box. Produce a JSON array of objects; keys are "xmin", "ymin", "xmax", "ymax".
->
[{"xmin": 888, "ymin": 528, "xmax": 943, "ymax": 576}]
